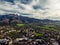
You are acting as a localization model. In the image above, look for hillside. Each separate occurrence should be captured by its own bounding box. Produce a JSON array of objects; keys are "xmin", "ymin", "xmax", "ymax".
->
[{"xmin": 0, "ymin": 14, "xmax": 60, "ymax": 26}]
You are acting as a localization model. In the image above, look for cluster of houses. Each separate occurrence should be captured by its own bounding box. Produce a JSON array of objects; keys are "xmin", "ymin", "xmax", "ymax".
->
[{"xmin": 0, "ymin": 26, "xmax": 60, "ymax": 45}]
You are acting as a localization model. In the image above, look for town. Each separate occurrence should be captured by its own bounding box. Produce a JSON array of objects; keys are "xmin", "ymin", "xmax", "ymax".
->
[{"xmin": 0, "ymin": 25, "xmax": 60, "ymax": 45}]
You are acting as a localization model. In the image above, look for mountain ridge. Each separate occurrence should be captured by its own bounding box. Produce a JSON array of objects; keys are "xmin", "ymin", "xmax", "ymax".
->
[{"xmin": 0, "ymin": 14, "xmax": 60, "ymax": 26}]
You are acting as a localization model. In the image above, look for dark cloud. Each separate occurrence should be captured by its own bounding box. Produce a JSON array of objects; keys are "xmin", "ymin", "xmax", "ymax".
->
[
  {"xmin": 1, "ymin": 0, "xmax": 14, "ymax": 4},
  {"xmin": 33, "ymin": 5, "xmax": 41, "ymax": 10},
  {"xmin": 4, "ymin": 0, "xmax": 14, "ymax": 3},
  {"xmin": 33, "ymin": 5, "xmax": 48, "ymax": 10},
  {"xmin": 20, "ymin": 0, "xmax": 32, "ymax": 4}
]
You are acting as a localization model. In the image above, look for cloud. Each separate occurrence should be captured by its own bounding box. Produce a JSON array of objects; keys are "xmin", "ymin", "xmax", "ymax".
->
[{"xmin": 0, "ymin": 0, "xmax": 60, "ymax": 20}]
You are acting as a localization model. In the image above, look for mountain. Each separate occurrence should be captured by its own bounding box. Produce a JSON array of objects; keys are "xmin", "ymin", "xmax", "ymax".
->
[{"xmin": 0, "ymin": 14, "xmax": 60, "ymax": 26}]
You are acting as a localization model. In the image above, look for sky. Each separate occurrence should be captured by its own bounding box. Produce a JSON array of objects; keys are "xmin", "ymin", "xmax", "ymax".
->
[{"xmin": 0, "ymin": 0, "xmax": 60, "ymax": 20}]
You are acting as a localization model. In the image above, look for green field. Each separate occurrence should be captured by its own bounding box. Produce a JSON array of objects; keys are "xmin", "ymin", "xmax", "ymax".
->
[{"xmin": 17, "ymin": 24, "xmax": 25, "ymax": 27}]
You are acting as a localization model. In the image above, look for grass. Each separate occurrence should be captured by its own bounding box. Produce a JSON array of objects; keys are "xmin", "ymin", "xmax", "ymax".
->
[
  {"xmin": 16, "ymin": 24, "xmax": 25, "ymax": 27},
  {"xmin": 17, "ymin": 23, "xmax": 57, "ymax": 31},
  {"xmin": 34, "ymin": 25, "xmax": 56, "ymax": 31},
  {"xmin": 42, "ymin": 25, "xmax": 56, "ymax": 31},
  {"xmin": 34, "ymin": 32, "xmax": 43, "ymax": 37}
]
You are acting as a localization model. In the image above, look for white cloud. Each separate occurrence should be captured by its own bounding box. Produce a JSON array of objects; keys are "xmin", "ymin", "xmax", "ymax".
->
[{"xmin": 0, "ymin": 0, "xmax": 60, "ymax": 20}]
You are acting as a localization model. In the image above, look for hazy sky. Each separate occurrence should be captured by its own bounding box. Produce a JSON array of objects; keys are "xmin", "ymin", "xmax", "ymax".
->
[{"xmin": 0, "ymin": 0, "xmax": 60, "ymax": 20}]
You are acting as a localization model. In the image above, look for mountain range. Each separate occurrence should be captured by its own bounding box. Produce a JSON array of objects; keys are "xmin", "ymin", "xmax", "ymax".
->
[{"xmin": 0, "ymin": 14, "xmax": 60, "ymax": 26}]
